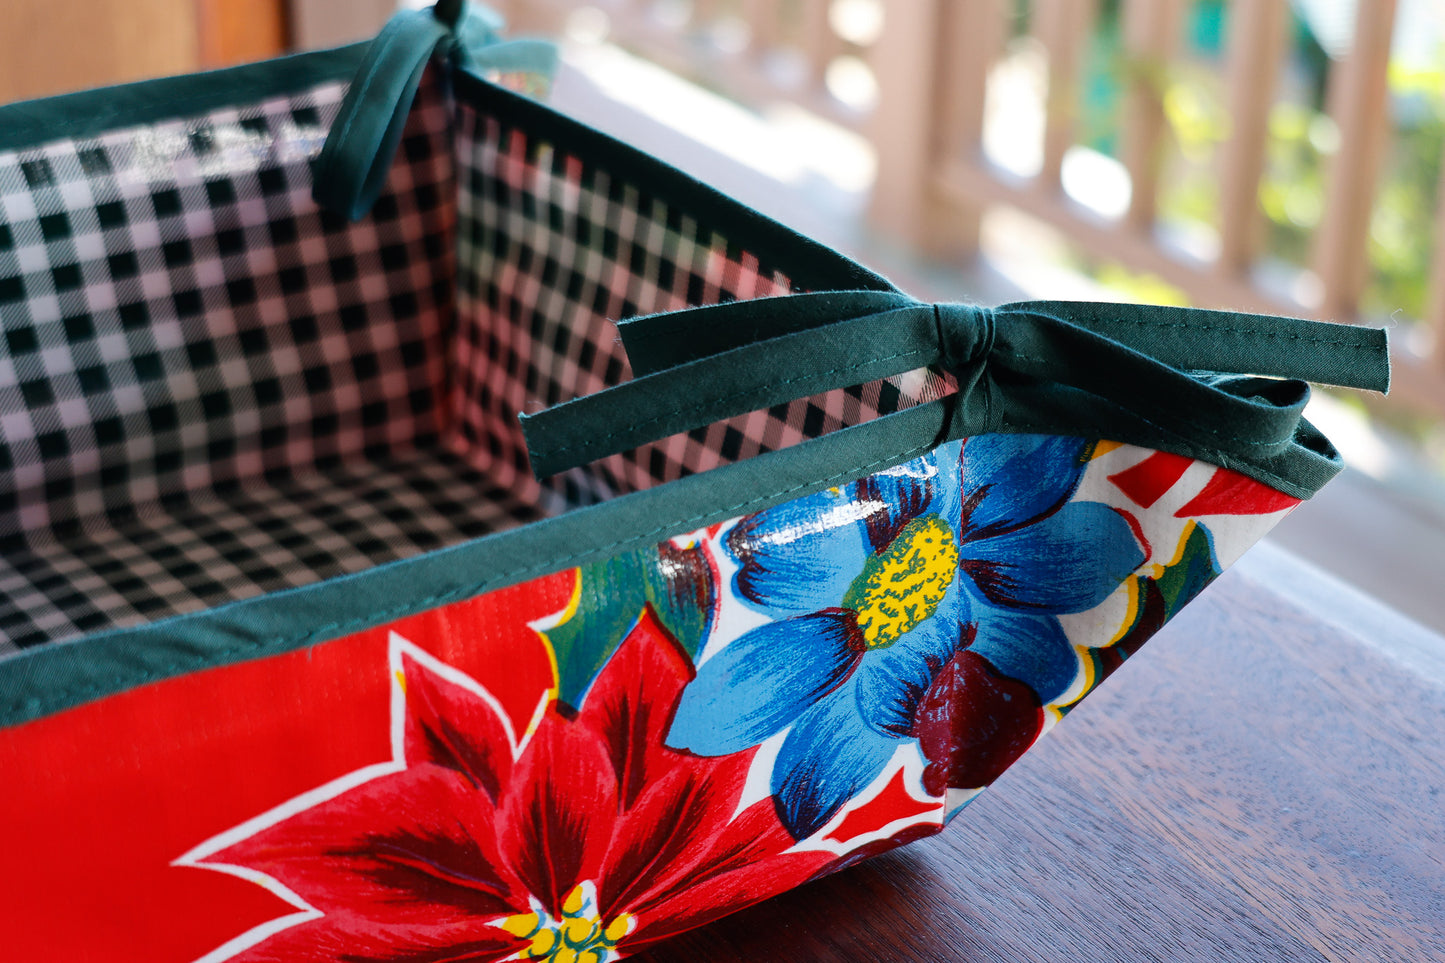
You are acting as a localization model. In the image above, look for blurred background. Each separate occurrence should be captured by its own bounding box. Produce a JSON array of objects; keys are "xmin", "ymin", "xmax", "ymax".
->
[{"xmin": 5, "ymin": 0, "xmax": 1444, "ymax": 630}]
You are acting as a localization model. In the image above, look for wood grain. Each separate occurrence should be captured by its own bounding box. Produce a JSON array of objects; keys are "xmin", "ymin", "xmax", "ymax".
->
[
  {"xmin": 288, "ymin": 0, "xmax": 395, "ymax": 50},
  {"xmin": 1313, "ymin": 0, "xmax": 1397, "ymax": 322},
  {"xmin": 0, "ymin": 0, "xmax": 199, "ymax": 102},
  {"xmin": 867, "ymin": 0, "xmax": 1007, "ymax": 260},
  {"xmin": 1216, "ymin": 0, "xmax": 1288, "ymax": 276},
  {"xmin": 0, "ymin": 0, "xmax": 290, "ymax": 104},
  {"xmin": 196, "ymin": 0, "xmax": 289, "ymax": 69},
  {"xmin": 1118, "ymin": 0, "xmax": 1185, "ymax": 234},
  {"xmin": 636, "ymin": 550, "xmax": 1445, "ymax": 962}
]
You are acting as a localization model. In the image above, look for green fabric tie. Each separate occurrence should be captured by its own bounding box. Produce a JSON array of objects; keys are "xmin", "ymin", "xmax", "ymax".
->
[
  {"xmin": 519, "ymin": 294, "xmax": 1390, "ymax": 488},
  {"xmin": 313, "ymin": 1, "xmax": 556, "ymax": 221}
]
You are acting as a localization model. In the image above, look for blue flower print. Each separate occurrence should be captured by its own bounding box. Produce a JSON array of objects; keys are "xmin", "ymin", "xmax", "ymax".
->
[
  {"xmin": 952, "ymin": 435, "xmax": 1146, "ymax": 704},
  {"xmin": 668, "ymin": 444, "xmax": 967, "ymax": 837},
  {"xmin": 666, "ymin": 435, "xmax": 1146, "ymax": 839}
]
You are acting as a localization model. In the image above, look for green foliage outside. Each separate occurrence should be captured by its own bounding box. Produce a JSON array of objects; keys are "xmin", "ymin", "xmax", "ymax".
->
[{"xmin": 1065, "ymin": 0, "xmax": 1443, "ymax": 327}]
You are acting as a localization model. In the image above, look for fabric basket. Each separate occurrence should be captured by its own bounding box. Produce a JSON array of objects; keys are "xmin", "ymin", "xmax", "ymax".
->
[{"xmin": 0, "ymin": 4, "xmax": 1390, "ymax": 960}]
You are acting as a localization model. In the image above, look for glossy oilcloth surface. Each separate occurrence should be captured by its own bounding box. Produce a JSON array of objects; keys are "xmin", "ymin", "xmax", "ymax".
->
[
  {"xmin": 0, "ymin": 3, "xmax": 1390, "ymax": 961},
  {"xmin": 2, "ymin": 435, "xmax": 1293, "ymax": 961},
  {"xmin": 0, "ymin": 72, "xmax": 947, "ymax": 654}
]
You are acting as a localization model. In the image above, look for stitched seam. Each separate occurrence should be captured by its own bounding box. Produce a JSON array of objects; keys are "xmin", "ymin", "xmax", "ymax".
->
[
  {"xmin": 3, "ymin": 442, "xmax": 932, "ymax": 720},
  {"xmin": 320, "ymin": 18, "xmax": 444, "ymax": 189},
  {"xmin": 1005, "ymin": 351, "xmax": 1303, "ymax": 447},
  {"xmin": 1089, "ymin": 317, "xmax": 1377, "ymax": 346},
  {"xmin": 331, "ymin": 24, "xmax": 422, "ymax": 150},
  {"xmin": 531, "ymin": 346, "xmax": 934, "ymax": 459},
  {"xmin": 933, "ymin": 303, "xmax": 949, "ymax": 369}
]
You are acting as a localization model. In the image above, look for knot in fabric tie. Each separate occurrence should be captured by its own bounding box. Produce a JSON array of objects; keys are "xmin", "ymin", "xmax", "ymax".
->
[
  {"xmin": 933, "ymin": 302, "xmax": 996, "ymax": 375},
  {"xmin": 313, "ymin": 2, "xmax": 556, "ymax": 221},
  {"xmin": 517, "ymin": 290, "xmax": 1390, "ymax": 484}
]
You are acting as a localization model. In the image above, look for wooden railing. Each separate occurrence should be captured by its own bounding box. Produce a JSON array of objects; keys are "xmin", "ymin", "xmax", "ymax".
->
[
  {"xmin": 491, "ymin": 0, "xmax": 1445, "ymax": 417},
  {"xmin": 906, "ymin": 0, "xmax": 1445, "ymax": 418}
]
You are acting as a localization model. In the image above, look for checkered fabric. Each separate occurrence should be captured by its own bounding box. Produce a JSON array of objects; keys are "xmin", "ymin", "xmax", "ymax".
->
[
  {"xmin": 0, "ymin": 450, "xmax": 543, "ymax": 653},
  {"xmin": 0, "ymin": 73, "xmax": 471, "ymax": 649},
  {"xmin": 0, "ymin": 75, "xmax": 455, "ymax": 538},
  {"xmin": 1, "ymin": 69, "xmax": 955, "ymax": 651},
  {"xmin": 448, "ymin": 105, "xmax": 956, "ymax": 508}
]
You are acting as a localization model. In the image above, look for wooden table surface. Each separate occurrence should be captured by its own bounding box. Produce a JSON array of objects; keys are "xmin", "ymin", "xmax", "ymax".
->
[{"xmin": 639, "ymin": 542, "xmax": 1445, "ymax": 962}]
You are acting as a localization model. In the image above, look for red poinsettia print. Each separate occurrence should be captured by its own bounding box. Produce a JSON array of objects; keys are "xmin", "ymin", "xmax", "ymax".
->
[{"xmin": 179, "ymin": 608, "xmax": 832, "ymax": 962}]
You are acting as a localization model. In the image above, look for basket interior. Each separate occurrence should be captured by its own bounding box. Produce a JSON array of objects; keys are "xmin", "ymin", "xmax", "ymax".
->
[{"xmin": 0, "ymin": 70, "xmax": 950, "ymax": 652}]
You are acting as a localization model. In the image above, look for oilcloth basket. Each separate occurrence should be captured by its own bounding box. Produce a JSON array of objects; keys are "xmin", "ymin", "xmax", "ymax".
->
[{"xmin": 0, "ymin": 4, "xmax": 1390, "ymax": 961}]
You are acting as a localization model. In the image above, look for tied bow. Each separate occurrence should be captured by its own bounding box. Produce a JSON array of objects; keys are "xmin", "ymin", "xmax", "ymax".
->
[
  {"xmin": 519, "ymin": 291, "xmax": 1389, "ymax": 488},
  {"xmin": 314, "ymin": 1, "xmax": 556, "ymax": 221}
]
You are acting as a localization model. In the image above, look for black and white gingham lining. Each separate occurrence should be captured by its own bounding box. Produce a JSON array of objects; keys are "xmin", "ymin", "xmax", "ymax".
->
[
  {"xmin": 0, "ymin": 76, "xmax": 455, "ymax": 537},
  {"xmin": 1, "ymin": 69, "xmax": 951, "ymax": 652},
  {"xmin": 0, "ymin": 450, "xmax": 544, "ymax": 648},
  {"xmin": 0, "ymin": 73, "xmax": 483, "ymax": 651},
  {"xmin": 448, "ymin": 105, "xmax": 955, "ymax": 507}
]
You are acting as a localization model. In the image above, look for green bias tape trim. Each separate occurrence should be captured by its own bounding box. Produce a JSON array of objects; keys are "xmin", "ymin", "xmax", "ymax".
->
[
  {"xmin": 522, "ymin": 294, "xmax": 1388, "ymax": 488},
  {"xmin": 0, "ymin": 46, "xmax": 368, "ymax": 153},
  {"xmin": 0, "ymin": 53, "xmax": 1389, "ymax": 728},
  {"xmin": 312, "ymin": 2, "xmax": 558, "ymax": 220}
]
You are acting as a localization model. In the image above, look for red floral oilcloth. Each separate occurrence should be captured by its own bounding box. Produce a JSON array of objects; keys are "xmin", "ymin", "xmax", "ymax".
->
[{"xmin": 0, "ymin": 436, "xmax": 1299, "ymax": 961}]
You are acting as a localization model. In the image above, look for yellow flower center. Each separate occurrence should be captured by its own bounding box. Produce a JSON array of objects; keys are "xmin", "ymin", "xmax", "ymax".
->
[
  {"xmin": 843, "ymin": 514, "xmax": 958, "ymax": 649},
  {"xmin": 497, "ymin": 882, "xmax": 633, "ymax": 963}
]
